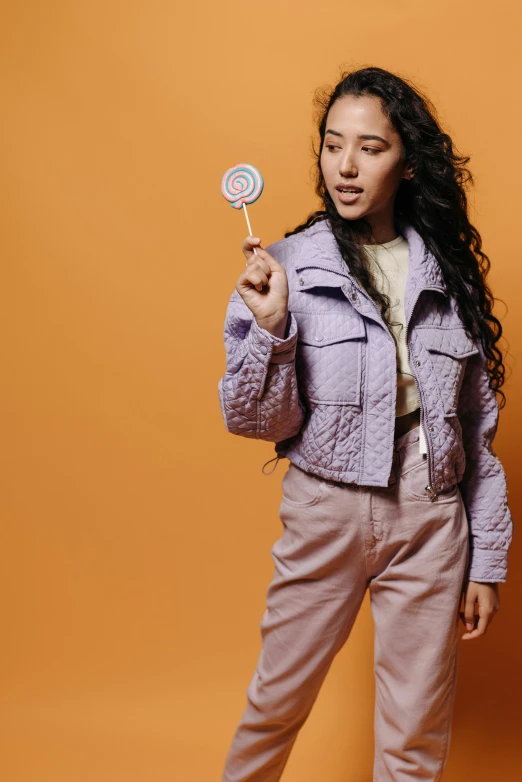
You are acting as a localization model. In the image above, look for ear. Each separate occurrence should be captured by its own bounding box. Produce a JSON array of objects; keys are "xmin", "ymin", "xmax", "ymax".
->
[{"xmin": 403, "ymin": 164, "xmax": 415, "ymax": 180}]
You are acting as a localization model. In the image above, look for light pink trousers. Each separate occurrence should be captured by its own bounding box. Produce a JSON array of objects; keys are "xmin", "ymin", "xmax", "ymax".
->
[{"xmin": 220, "ymin": 425, "xmax": 471, "ymax": 782}]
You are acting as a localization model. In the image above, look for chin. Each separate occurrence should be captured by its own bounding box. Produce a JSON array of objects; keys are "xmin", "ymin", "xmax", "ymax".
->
[{"xmin": 336, "ymin": 205, "xmax": 365, "ymax": 219}]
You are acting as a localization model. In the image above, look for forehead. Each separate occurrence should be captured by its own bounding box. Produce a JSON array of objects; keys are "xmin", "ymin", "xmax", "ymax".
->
[{"xmin": 326, "ymin": 95, "xmax": 397, "ymax": 138}]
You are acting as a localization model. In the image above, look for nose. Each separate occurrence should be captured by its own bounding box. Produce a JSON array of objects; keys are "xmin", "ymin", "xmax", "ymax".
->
[
  {"xmin": 339, "ymin": 149, "xmax": 358, "ymax": 176},
  {"xmin": 340, "ymin": 162, "xmax": 357, "ymax": 178}
]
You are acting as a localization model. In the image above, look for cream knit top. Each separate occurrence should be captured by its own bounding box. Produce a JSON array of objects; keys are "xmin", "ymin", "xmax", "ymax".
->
[{"xmin": 362, "ymin": 235, "xmax": 421, "ymax": 417}]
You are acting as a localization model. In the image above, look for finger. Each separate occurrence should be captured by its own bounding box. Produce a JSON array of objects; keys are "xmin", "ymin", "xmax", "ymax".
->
[
  {"xmin": 462, "ymin": 614, "xmax": 489, "ymax": 639},
  {"xmin": 459, "ymin": 610, "xmax": 474, "ymax": 636},
  {"xmin": 245, "ymin": 253, "xmax": 260, "ymax": 266},
  {"xmin": 246, "ymin": 269, "xmax": 269, "ymax": 292},
  {"xmin": 242, "ymin": 236, "xmax": 262, "ymax": 261},
  {"xmin": 461, "ymin": 617, "xmax": 479, "ymax": 639},
  {"xmin": 464, "ymin": 596, "xmax": 476, "ymax": 632},
  {"xmin": 458, "ymin": 611, "xmax": 469, "ymax": 628},
  {"xmin": 242, "ymin": 264, "xmax": 270, "ymax": 290},
  {"xmin": 461, "ymin": 608, "xmax": 495, "ymax": 639},
  {"xmin": 478, "ymin": 613, "xmax": 490, "ymax": 634},
  {"xmin": 251, "ymin": 246, "xmax": 282, "ymax": 272},
  {"xmin": 246, "ymin": 257, "xmax": 271, "ymax": 276}
]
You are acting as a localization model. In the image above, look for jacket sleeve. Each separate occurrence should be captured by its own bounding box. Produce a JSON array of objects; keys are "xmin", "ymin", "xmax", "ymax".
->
[
  {"xmin": 457, "ymin": 342, "xmax": 514, "ymax": 583},
  {"xmin": 217, "ymin": 248, "xmax": 307, "ymax": 443}
]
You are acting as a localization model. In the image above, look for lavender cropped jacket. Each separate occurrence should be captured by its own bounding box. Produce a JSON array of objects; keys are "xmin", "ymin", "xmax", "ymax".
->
[{"xmin": 218, "ymin": 219, "xmax": 514, "ymax": 583}]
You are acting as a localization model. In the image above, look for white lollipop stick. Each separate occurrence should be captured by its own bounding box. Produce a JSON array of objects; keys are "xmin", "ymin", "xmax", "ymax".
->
[
  {"xmin": 220, "ymin": 163, "xmax": 264, "ymax": 259},
  {"xmin": 242, "ymin": 203, "xmax": 257, "ymax": 255}
]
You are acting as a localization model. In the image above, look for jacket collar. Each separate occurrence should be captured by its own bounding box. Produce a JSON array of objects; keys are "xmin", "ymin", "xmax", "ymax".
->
[{"xmin": 295, "ymin": 218, "xmax": 448, "ymax": 300}]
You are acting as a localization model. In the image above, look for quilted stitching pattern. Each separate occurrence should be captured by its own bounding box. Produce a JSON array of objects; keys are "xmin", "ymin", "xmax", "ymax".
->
[
  {"xmin": 294, "ymin": 310, "xmax": 365, "ymax": 405},
  {"xmin": 456, "ymin": 343, "xmax": 513, "ymax": 582},
  {"xmin": 416, "ymin": 325, "xmax": 479, "ymax": 417},
  {"xmin": 217, "ymin": 220, "xmax": 514, "ymax": 582}
]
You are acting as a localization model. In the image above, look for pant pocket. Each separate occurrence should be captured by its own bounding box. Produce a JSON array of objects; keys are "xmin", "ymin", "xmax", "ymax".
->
[
  {"xmin": 399, "ymin": 455, "xmax": 459, "ymax": 503},
  {"xmin": 281, "ymin": 463, "xmax": 328, "ymax": 507}
]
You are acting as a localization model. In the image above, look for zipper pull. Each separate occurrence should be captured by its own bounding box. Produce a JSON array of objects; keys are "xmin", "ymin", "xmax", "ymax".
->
[{"xmin": 425, "ymin": 484, "xmax": 437, "ymax": 501}]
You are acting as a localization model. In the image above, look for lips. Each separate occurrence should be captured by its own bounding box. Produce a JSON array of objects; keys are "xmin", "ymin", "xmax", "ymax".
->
[
  {"xmin": 337, "ymin": 188, "xmax": 363, "ymax": 205},
  {"xmin": 336, "ymin": 185, "xmax": 363, "ymax": 193}
]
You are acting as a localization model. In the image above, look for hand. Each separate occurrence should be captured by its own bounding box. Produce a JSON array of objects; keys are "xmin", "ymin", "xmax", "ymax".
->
[
  {"xmin": 236, "ymin": 236, "xmax": 289, "ymax": 335},
  {"xmin": 459, "ymin": 580, "xmax": 499, "ymax": 640}
]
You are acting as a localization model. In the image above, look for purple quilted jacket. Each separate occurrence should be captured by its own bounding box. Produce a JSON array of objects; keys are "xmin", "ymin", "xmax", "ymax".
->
[{"xmin": 218, "ymin": 219, "xmax": 513, "ymax": 583}]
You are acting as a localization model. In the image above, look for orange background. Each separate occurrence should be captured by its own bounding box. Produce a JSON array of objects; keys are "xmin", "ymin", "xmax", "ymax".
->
[{"xmin": 2, "ymin": 1, "xmax": 521, "ymax": 780}]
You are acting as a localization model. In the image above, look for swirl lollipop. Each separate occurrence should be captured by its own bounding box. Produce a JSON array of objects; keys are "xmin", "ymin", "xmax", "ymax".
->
[{"xmin": 220, "ymin": 163, "xmax": 264, "ymax": 255}]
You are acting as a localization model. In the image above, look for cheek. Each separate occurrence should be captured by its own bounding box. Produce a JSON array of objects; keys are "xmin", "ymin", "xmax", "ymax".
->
[
  {"xmin": 367, "ymin": 169, "xmax": 397, "ymax": 198},
  {"xmin": 374, "ymin": 160, "xmax": 404, "ymax": 191},
  {"xmin": 320, "ymin": 155, "xmax": 335, "ymax": 184}
]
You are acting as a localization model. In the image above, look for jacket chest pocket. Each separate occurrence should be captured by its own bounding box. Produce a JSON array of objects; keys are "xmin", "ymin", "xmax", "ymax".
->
[
  {"xmin": 417, "ymin": 326, "xmax": 479, "ymax": 417},
  {"xmin": 294, "ymin": 309, "xmax": 366, "ymax": 406}
]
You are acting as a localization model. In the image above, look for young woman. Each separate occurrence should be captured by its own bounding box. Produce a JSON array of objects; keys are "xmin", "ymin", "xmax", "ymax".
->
[{"xmin": 217, "ymin": 66, "xmax": 513, "ymax": 781}]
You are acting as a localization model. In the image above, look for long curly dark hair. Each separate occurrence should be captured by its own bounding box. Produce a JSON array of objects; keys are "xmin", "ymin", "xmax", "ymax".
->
[{"xmin": 284, "ymin": 66, "xmax": 509, "ymax": 408}]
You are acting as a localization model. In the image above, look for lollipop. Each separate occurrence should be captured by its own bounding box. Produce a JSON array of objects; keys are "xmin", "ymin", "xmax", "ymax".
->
[{"xmin": 220, "ymin": 163, "xmax": 264, "ymax": 255}]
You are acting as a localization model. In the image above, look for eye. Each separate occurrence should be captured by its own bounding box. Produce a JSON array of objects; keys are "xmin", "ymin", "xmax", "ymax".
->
[
  {"xmin": 325, "ymin": 144, "xmax": 340, "ymax": 152},
  {"xmin": 362, "ymin": 147, "xmax": 381, "ymax": 154}
]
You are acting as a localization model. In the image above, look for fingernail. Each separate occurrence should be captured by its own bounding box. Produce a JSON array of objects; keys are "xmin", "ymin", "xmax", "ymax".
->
[
  {"xmin": 466, "ymin": 622, "xmax": 473, "ymax": 630},
  {"xmin": 252, "ymin": 237, "xmax": 260, "ymax": 242}
]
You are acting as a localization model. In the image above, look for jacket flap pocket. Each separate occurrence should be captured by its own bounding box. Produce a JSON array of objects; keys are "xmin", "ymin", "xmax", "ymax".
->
[
  {"xmin": 296, "ymin": 310, "xmax": 366, "ymax": 346},
  {"xmin": 417, "ymin": 326, "xmax": 479, "ymax": 358},
  {"xmin": 293, "ymin": 268, "xmax": 347, "ymax": 292}
]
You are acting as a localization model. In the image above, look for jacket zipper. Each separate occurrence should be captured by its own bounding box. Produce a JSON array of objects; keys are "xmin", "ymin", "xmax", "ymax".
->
[
  {"xmin": 343, "ymin": 268, "xmax": 437, "ymax": 500},
  {"xmin": 404, "ymin": 294, "xmax": 437, "ymax": 500},
  {"xmin": 300, "ymin": 266, "xmax": 438, "ymax": 499}
]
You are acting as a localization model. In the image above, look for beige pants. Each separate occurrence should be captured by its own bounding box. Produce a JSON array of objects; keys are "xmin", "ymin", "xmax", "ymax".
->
[{"xmin": 221, "ymin": 425, "xmax": 470, "ymax": 781}]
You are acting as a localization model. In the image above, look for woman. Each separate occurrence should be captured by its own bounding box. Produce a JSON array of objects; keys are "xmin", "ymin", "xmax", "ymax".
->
[{"xmin": 217, "ymin": 66, "xmax": 513, "ymax": 781}]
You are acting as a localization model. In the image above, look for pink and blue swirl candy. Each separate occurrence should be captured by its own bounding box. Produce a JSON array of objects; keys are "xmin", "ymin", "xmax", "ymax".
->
[{"xmin": 220, "ymin": 164, "xmax": 264, "ymax": 209}]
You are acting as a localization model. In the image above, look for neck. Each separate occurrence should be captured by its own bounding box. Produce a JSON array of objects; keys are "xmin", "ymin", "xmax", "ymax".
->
[
  {"xmin": 359, "ymin": 214, "xmax": 399, "ymax": 244},
  {"xmin": 364, "ymin": 234, "xmax": 398, "ymax": 245}
]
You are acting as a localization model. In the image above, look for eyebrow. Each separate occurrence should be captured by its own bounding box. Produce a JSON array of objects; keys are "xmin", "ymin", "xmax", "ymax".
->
[{"xmin": 325, "ymin": 129, "xmax": 391, "ymax": 147}]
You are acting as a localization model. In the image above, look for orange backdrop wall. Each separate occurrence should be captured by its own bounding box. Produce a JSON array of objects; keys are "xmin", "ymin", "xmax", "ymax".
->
[{"xmin": 2, "ymin": 1, "xmax": 521, "ymax": 780}]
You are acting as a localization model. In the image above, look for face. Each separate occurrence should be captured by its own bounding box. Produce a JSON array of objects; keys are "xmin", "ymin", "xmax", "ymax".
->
[{"xmin": 320, "ymin": 94, "xmax": 413, "ymax": 237}]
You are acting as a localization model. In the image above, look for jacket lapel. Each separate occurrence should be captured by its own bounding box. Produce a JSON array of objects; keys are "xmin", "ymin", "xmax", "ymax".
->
[
  {"xmin": 400, "ymin": 224, "xmax": 448, "ymax": 324},
  {"xmin": 294, "ymin": 219, "xmax": 448, "ymax": 323}
]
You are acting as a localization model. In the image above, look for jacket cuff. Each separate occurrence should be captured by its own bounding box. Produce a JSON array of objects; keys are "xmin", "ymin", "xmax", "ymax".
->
[
  {"xmin": 468, "ymin": 547, "xmax": 508, "ymax": 583},
  {"xmin": 248, "ymin": 312, "xmax": 298, "ymax": 365}
]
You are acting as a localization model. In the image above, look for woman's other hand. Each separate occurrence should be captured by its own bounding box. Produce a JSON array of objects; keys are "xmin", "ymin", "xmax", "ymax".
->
[
  {"xmin": 459, "ymin": 581, "xmax": 500, "ymax": 640},
  {"xmin": 236, "ymin": 236, "xmax": 289, "ymax": 339}
]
